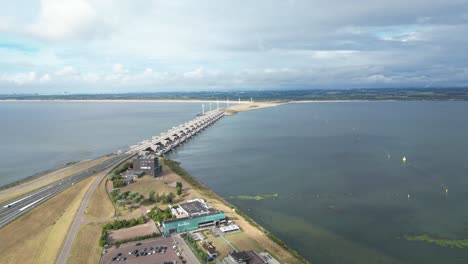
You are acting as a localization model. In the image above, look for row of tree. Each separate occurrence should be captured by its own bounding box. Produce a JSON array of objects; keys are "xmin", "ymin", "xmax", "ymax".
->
[{"xmin": 99, "ymin": 216, "xmax": 146, "ymax": 247}]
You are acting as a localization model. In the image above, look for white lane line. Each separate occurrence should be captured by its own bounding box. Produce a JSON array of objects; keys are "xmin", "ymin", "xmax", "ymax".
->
[
  {"xmin": 18, "ymin": 193, "xmax": 54, "ymax": 211},
  {"xmin": 3, "ymin": 185, "xmax": 53, "ymax": 208}
]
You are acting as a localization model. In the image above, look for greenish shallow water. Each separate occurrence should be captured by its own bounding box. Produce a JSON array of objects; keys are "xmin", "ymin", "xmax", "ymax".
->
[{"xmin": 168, "ymin": 102, "xmax": 468, "ymax": 264}]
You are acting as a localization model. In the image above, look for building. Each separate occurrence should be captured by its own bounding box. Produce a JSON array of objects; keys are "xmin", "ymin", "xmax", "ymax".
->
[
  {"xmin": 133, "ymin": 154, "xmax": 161, "ymax": 177},
  {"xmin": 219, "ymin": 224, "xmax": 240, "ymax": 234},
  {"xmin": 202, "ymin": 241, "xmax": 218, "ymax": 259},
  {"xmin": 223, "ymin": 251, "xmax": 266, "ymax": 264},
  {"xmin": 161, "ymin": 199, "xmax": 226, "ymax": 236}
]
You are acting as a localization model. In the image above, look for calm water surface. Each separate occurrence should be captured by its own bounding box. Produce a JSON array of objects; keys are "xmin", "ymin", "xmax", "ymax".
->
[
  {"xmin": 0, "ymin": 101, "xmax": 201, "ymax": 186},
  {"xmin": 2, "ymin": 101, "xmax": 468, "ymax": 263},
  {"xmin": 168, "ymin": 102, "xmax": 468, "ymax": 264}
]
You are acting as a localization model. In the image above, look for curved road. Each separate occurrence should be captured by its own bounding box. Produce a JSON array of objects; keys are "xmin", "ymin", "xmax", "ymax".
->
[{"xmin": 56, "ymin": 155, "xmax": 133, "ymax": 264}]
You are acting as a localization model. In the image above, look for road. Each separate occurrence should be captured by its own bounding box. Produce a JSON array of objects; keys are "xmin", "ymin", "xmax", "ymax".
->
[
  {"xmin": 0, "ymin": 154, "xmax": 131, "ymax": 229},
  {"xmin": 172, "ymin": 234, "xmax": 201, "ymax": 264},
  {"xmin": 56, "ymin": 155, "xmax": 132, "ymax": 264}
]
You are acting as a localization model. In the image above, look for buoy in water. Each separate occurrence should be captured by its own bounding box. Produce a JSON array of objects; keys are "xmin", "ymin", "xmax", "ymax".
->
[{"xmin": 402, "ymin": 156, "xmax": 407, "ymax": 163}]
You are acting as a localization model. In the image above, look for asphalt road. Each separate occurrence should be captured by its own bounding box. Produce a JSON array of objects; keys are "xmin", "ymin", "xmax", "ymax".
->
[
  {"xmin": 56, "ymin": 155, "xmax": 132, "ymax": 264},
  {"xmin": 0, "ymin": 154, "xmax": 131, "ymax": 229}
]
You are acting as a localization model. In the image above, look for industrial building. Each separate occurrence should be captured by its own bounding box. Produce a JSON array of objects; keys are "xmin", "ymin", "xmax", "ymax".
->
[
  {"xmin": 223, "ymin": 251, "xmax": 266, "ymax": 264},
  {"xmin": 133, "ymin": 154, "xmax": 161, "ymax": 177},
  {"xmin": 161, "ymin": 199, "xmax": 226, "ymax": 236}
]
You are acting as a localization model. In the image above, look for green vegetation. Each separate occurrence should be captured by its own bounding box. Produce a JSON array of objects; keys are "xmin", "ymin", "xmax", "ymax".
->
[
  {"xmin": 229, "ymin": 193, "xmax": 279, "ymax": 201},
  {"xmin": 99, "ymin": 216, "xmax": 146, "ymax": 246},
  {"xmin": 182, "ymin": 233, "xmax": 212, "ymax": 263},
  {"xmin": 107, "ymin": 161, "xmax": 132, "ymax": 187},
  {"xmin": 147, "ymin": 206, "xmax": 174, "ymax": 222},
  {"xmin": 148, "ymin": 190, "xmax": 156, "ymax": 203},
  {"xmin": 110, "ymin": 189, "xmax": 144, "ymax": 207},
  {"xmin": 404, "ymin": 234, "xmax": 468, "ymax": 248}
]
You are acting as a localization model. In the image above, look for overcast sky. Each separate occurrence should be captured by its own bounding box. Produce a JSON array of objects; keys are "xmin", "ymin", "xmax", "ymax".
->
[{"xmin": 1, "ymin": 0, "xmax": 468, "ymax": 93}]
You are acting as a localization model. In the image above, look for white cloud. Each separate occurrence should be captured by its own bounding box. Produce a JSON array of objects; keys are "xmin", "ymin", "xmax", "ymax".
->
[
  {"xmin": 112, "ymin": 63, "xmax": 127, "ymax": 74},
  {"xmin": 39, "ymin": 73, "xmax": 51, "ymax": 83},
  {"xmin": 27, "ymin": 0, "xmax": 100, "ymax": 40},
  {"xmin": 55, "ymin": 66, "xmax": 76, "ymax": 76},
  {"xmin": 1, "ymin": 72, "xmax": 37, "ymax": 85}
]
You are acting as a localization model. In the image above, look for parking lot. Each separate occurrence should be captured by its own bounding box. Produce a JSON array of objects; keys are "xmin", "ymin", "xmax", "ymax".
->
[{"xmin": 100, "ymin": 236, "xmax": 184, "ymax": 264}]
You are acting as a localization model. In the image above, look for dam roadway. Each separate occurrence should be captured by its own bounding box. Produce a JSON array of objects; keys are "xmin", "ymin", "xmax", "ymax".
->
[
  {"xmin": 0, "ymin": 154, "xmax": 132, "ymax": 229},
  {"xmin": 0, "ymin": 109, "xmax": 225, "ymax": 230}
]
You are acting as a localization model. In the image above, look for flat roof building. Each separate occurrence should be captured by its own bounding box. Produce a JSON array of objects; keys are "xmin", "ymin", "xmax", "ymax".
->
[
  {"xmin": 133, "ymin": 154, "xmax": 161, "ymax": 177},
  {"xmin": 161, "ymin": 199, "xmax": 226, "ymax": 236}
]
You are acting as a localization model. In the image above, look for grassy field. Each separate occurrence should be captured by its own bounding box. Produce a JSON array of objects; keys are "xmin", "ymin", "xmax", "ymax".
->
[
  {"xmin": 67, "ymin": 222, "xmax": 103, "ymax": 264},
  {"xmin": 85, "ymin": 178, "xmax": 115, "ymax": 220},
  {"xmin": 201, "ymin": 230, "xmax": 234, "ymax": 258},
  {"xmin": 0, "ymin": 175, "xmax": 96, "ymax": 264},
  {"xmin": 120, "ymin": 175, "xmax": 176, "ymax": 198},
  {"xmin": 225, "ymin": 232, "xmax": 263, "ymax": 252},
  {"xmin": 0, "ymin": 156, "xmax": 110, "ymax": 204}
]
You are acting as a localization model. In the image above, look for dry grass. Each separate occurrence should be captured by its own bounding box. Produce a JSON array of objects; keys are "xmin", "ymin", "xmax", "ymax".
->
[
  {"xmin": 202, "ymin": 230, "xmax": 234, "ymax": 259},
  {"xmin": 85, "ymin": 178, "xmax": 115, "ymax": 220},
  {"xmin": 67, "ymin": 222, "xmax": 103, "ymax": 264},
  {"xmin": 0, "ymin": 175, "xmax": 96, "ymax": 264},
  {"xmin": 225, "ymin": 232, "xmax": 263, "ymax": 252},
  {"xmin": 120, "ymin": 174, "xmax": 176, "ymax": 198},
  {"xmin": 108, "ymin": 221, "xmax": 159, "ymax": 242},
  {"xmin": 0, "ymin": 156, "xmax": 110, "ymax": 204}
]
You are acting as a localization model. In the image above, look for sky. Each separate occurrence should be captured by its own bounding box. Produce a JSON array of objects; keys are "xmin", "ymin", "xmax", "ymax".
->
[{"xmin": 0, "ymin": 0, "xmax": 468, "ymax": 93}]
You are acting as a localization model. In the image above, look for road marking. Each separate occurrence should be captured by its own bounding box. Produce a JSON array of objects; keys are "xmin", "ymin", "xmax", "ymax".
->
[
  {"xmin": 18, "ymin": 193, "xmax": 53, "ymax": 211},
  {"xmin": 3, "ymin": 185, "xmax": 53, "ymax": 208}
]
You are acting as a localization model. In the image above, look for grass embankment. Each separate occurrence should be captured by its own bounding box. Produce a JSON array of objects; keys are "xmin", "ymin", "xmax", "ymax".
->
[
  {"xmin": 69, "ymin": 175, "xmax": 114, "ymax": 264},
  {"xmin": 161, "ymin": 158, "xmax": 308, "ymax": 264},
  {"xmin": 85, "ymin": 176, "xmax": 115, "ymax": 220},
  {"xmin": 0, "ymin": 174, "xmax": 97, "ymax": 264},
  {"xmin": 67, "ymin": 222, "xmax": 103, "ymax": 264},
  {"xmin": 404, "ymin": 234, "xmax": 468, "ymax": 248},
  {"xmin": 0, "ymin": 156, "xmax": 110, "ymax": 204}
]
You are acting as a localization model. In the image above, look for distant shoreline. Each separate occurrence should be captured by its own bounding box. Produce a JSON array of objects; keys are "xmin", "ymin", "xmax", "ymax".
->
[
  {"xmin": 0, "ymin": 99, "xmax": 252, "ymax": 103},
  {"xmin": 2, "ymin": 99, "xmax": 462, "ymax": 103}
]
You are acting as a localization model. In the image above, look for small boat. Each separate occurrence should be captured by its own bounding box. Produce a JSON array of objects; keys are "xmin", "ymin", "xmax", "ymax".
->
[{"xmin": 402, "ymin": 156, "xmax": 407, "ymax": 163}]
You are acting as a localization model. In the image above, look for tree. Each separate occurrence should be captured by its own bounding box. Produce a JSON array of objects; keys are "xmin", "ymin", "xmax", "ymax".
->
[
  {"xmin": 176, "ymin": 182, "xmax": 182, "ymax": 189},
  {"xmin": 176, "ymin": 186, "xmax": 182, "ymax": 196},
  {"xmin": 164, "ymin": 192, "xmax": 176, "ymax": 204},
  {"xmin": 149, "ymin": 191, "xmax": 155, "ymax": 202},
  {"xmin": 155, "ymin": 193, "xmax": 161, "ymax": 203}
]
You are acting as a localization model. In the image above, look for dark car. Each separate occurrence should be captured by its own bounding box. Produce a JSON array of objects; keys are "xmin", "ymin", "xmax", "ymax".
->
[
  {"xmin": 136, "ymin": 242, "xmax": 141, "ymax": 246},
  {"xmin": 111, "ymin": 257, "xmax": 117, "ymax": 261}
]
